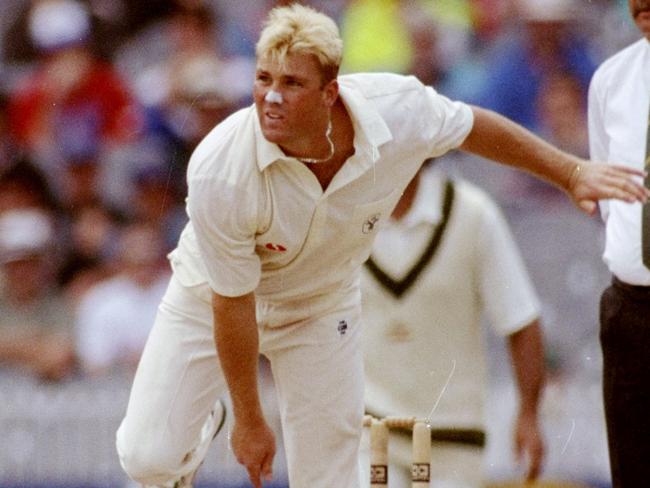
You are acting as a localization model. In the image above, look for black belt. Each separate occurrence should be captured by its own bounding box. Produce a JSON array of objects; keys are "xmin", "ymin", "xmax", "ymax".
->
[{"xmin": 612, "ymin": 276, "xmax": 650, "ymax": 298}]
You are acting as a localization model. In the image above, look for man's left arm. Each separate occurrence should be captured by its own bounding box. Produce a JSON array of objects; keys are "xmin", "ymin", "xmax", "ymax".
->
[
  {"xmin": 507, "ymin": 321, "xmax": 545, "ymax": 481},
  {"xmin": 460, "ymin": 106, "xmax": 648, "ymax": 214}
]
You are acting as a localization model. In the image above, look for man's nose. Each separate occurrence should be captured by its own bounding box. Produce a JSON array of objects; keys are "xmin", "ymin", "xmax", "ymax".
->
[{"xmin": 265, "ymin": 89, "xmax": 283, "ymax": 104}]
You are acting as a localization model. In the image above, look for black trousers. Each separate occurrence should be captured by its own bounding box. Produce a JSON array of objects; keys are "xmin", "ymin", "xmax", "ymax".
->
[{"xmin": 600, "ymin": 277, "xmax": 650, "ymax": 488}]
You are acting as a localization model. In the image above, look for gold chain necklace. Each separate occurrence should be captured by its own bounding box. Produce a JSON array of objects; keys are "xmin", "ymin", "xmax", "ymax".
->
[{"xmin": 298, "ymin": 119, "xmax": 335, "ymax": 164}]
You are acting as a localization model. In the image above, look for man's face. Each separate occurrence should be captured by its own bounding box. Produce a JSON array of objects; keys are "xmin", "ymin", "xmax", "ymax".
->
[
  {"xmin": 253, "ymin": 52, "xmax": 337, "ymax": 148},
  {"xmin": 629, "ymin": 0, "xmax": 650, "ymax": 39}
]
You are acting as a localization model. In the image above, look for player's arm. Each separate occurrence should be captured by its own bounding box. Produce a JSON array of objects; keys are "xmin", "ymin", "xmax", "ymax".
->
[
  {"xmin": 460, "ymin": 105, "xmax": 648, "ymax": 214},
  {"xmin": 507, "ymin": 320, "xmax": 545, "ymax": 481},
  {"xmin": 212, "ymin": 291, "xmax": 275, "ymax": 488}
]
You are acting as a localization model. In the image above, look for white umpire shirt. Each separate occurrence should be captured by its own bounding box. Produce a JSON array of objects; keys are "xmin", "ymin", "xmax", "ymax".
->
[
  {"xmin": 588, "ymin": 37, "xmax": 650, "ymax": 285},
  {"xmin": 169, "ymin": 73, "xmax": 474, "ymax": 319}
]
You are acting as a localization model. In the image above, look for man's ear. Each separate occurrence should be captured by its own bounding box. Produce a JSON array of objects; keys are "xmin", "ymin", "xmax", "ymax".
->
[{"xmin": 322, "ymin": 79, "xmax": 339, "ymax": 107}]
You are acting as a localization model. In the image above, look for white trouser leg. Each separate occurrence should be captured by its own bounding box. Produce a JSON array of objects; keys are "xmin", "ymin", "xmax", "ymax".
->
[
  {"xmin": 265, "ymin": 304, "xmax": 364, "ymax": 488},
  {"xmin": 116, "ymin": 276, "xmax": 226, "ymax": 486}
]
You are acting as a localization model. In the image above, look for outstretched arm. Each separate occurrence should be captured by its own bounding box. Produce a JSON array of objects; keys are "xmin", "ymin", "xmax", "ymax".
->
[
  {"xmin": 507, "ymin": 320, "xmax": 545, "ymax": 481},
  {"xmin": 212, "ymin": 291, "xmax": 275, "ymax": 488},
  {"xmin": 460, "ymin": 106, "xmax": 648, "ymax": 214}
]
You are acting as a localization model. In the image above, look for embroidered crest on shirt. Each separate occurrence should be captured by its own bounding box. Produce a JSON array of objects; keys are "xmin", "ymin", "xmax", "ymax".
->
[
  {"xmin": 362, "ymin": 213, "xmax": 381, "ymax": 234},
  {"xmin": 385, "ymin": 321, "xmax": 413, "ymax": 342}
]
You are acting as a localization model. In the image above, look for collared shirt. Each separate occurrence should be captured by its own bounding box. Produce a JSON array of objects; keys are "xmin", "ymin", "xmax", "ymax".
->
[
  {"xmin": 170, "ymin": 73, "xmax": 473, "ymax": 309},
  {"xmin": 588, "ymin": 38, "xmax": 650, "ymax": 285},
  {"xmin": 361, "ymin": 168, "xmax": 540, "ymax": 427}
]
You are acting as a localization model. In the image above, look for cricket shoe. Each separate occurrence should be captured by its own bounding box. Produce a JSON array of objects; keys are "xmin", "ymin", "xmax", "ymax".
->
[{"xmin": 172, "ymin": 399, "xmax": 227, "ymax": 488}]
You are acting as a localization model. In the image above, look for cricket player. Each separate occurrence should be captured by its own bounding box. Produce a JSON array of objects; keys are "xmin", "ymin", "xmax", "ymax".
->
[
  {"xmin": 360, "ymin": 164, "xmax": 544, "ymax": 487},
  {"xmin": 116, "ymin": 4, "xmax": 648, "ymax": 488}
]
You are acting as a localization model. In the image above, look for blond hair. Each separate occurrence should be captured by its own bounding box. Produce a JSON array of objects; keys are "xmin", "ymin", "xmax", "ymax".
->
[{"xmin": 256, "ymin": 3, "xmax": 343, "ymax": 83}]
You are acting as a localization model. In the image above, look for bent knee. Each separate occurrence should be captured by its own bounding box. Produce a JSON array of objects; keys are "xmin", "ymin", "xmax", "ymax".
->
[{"xmin": 117, "ymin": 426, "xmax": 182, "ymax": 484}]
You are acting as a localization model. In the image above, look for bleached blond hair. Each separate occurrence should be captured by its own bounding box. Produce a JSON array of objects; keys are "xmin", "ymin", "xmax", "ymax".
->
[{"xmin": 256, "ymin": 3, "xmax": 343, "ymax": 83}]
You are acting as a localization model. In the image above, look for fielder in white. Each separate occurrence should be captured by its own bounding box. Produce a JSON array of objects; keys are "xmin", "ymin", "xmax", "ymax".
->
[
  {"xmin": 115, "ymin": 4, "xmax": 649, "ymax": 488},
  {"xmin": 360, "ymin": 164, "xmax": 544, "ymax": 487}
]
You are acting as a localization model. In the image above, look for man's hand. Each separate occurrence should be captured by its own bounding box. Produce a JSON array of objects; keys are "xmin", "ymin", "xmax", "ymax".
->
[
  {"xmin": 230, "ymin": 417, "xmax": 276, "ymax": 488},
  {"xmin": 462, "ymin": 106, "xmax": 650, "ymax": 212},
  {"xmin": 212, "ymin": 291, "xmax": 274, "ymax": 486},
  {"xmin": 568, "ymin": 162, "xmax": 649, "ymax": 215},
  {"xmin": 513, "ymin": 410, "xmax": 544, "ymax": 481}
]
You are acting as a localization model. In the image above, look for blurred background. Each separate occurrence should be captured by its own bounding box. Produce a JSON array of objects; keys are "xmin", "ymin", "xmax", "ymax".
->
[{"xmin": 0, "ymin": 0, "xmax": 641, "ymax": 487}]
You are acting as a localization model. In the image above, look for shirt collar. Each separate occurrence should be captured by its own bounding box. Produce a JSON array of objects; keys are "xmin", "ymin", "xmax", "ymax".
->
[
  {"xmin": 254, "ymin": 111, "xmax": 286, "ymax": 171},
  {"xmin": 338, "ymin": 76, "xmax": 393, "ymax": 154},
  {"xmin": 253, "ymin": 77, "xmax": 394, "ymax": 172}
]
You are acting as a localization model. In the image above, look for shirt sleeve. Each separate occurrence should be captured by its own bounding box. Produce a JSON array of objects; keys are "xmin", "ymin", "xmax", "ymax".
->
[
  {"xmin": 473, "ymin": 191, "xmax": 541, "ymax": 336},
  {"xmin": 422, "ymin": 85, "xmax": 474, "ymax": 158},
  {"xmin": 587, "ymin": 68, "xmax": 610, "ymax": 221},
  {"xmin": 186, "ymin": 174, "xmax": 262, "ymax": 297}
]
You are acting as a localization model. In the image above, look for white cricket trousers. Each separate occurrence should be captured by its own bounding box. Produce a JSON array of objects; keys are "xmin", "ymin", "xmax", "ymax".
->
[{"xmin": 116, "ymin": 274, "xmax": 364, "ymax": 488}]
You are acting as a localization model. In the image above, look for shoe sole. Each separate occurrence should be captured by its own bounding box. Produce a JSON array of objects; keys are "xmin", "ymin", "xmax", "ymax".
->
[{"xmin": 174, "ymin": 399, "xmax": 228, "ymax": 488}]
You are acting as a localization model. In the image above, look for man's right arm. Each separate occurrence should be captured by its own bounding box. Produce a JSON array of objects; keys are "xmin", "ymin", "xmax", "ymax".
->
[
  {"xmin": 212, "ymin": 291, "xmax": 275, "ymax": 488},
  {"xmin": 460, "ymin": 106, "xmax": 648, "ymax": 214}
]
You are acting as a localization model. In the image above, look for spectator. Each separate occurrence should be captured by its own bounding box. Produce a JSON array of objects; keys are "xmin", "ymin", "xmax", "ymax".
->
[
  {"xmin": 401, "ymin": 4, "xmax": 474, "ymax": 100},
  {"xmin": 491, "ymin": 72, "xmax": 591, "ymax": 206},
  {"xmin": 129, "ymin": 162, "xmax": 187, "ymax": 253},
  {"xmin": 7, "ymin": 0, "xmax": 144, "ymax": 199},
  {"xmin": 536, "ymin": 73, "xmax": 589, "ymax": 159},
  {"xmin": 114, "ymin": 1, "xmax": 249, "ymax": 216},
  {"xmin": 339, "ymin": 0, "xmax": 414, "ymax": 73},
  {"xmin": 57, "ymin": 202, "xmax": 120, "ymax": 302},
  {"xmin": 1, "ymin": 0, "xmax": 174, "ymax": 65},
  {"xmin": 161, "ymin": 55, "xmax": 245, "ymax": 151},
  {"xmin": 0, "ymin": 208, "xmax": 76, "ymax": 382},
  {"xmin": 0, "ymin": 158, "xmax": 59, "ymax": 214},
  {"xmin": 75, "ymin": 221, "xmax": 170, "ymax": 377},
  {"xmin": 0, "ymin": 91, "xmax": 17, "ymax": 174},
  {"xmin": 125, "ymin": 1, "xmax": 250, "ymax": 150},
  {"xmin": 477, "ymin": 0, "xmax": 598, "ymax": 132}
]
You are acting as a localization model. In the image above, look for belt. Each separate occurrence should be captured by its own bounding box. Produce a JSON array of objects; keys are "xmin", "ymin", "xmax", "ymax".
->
[{"xmin": 612, "ymin": 276, "xmax": 650, "ymax": 298}]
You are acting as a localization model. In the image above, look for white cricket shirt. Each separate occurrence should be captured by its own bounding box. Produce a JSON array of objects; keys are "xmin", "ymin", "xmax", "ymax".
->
[
  {"xmin": 170, "ymin": 73, "xmax": 473, "ymax": 311},
  {"xmin": 361, "ymin": 169, "xmax": 540, "ymax": 427},
  {"xmin": 588, "ymin": 38, "xmax": 650, "ymax": 285}
]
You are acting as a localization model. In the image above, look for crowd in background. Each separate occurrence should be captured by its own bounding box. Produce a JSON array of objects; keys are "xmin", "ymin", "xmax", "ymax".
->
[{"xmin": 0, "ymin": 0, "xmax": 642, "ymax": 486}]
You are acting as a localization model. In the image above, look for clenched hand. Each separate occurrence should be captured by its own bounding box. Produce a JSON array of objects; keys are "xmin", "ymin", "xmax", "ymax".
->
[{"xmin": 230, "ymin": 417, "xmax": 276, "ymax": 488}]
